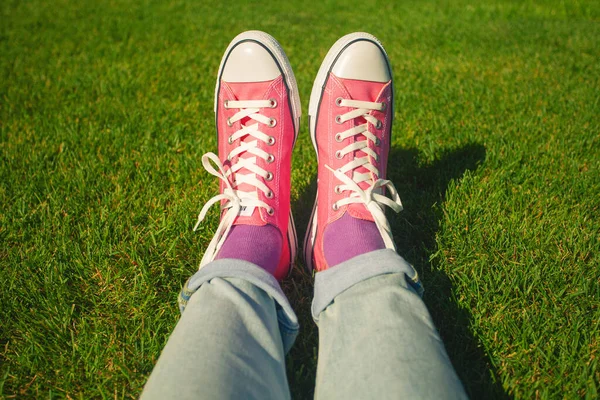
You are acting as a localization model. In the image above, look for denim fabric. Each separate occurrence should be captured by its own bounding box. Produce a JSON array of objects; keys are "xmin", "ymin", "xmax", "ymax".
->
[
  {"xmin": 178, "ymin": 258, "xmax": 298, "ymax": 353},
  {"xmin": 142, "ymin": 272, "xmax": 293, "ymax": 400},
  {"xmin": 312, "ymin": 250, "xmax": 466, "ymax": 400},
  {"xmin": 142, "ymin": 252, "xmax": 466, "ymax": 400},
  {"xmin": 312, "ymin": 248, "xmax": 423, "ymax": 320}
]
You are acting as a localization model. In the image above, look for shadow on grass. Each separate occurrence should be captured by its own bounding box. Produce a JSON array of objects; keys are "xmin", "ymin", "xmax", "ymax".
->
[{"xmin": 284, "ymin": 143, "xmax": 510, "ymax": 399}]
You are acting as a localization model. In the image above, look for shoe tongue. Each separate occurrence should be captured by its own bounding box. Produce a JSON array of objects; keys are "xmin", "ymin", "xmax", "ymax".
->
[
  {"xmin": 338, "ymin": 76, "xmax": 386, "ymax": 187},
  {"xmin": 336, "ymin": 76, "xmax": 387, "ymax": 103},
  {"xmin": 222, "ymin": 79, "xmax": 278, "ymax": 223},
  {"xmin": 225, "ymin": 79, "xmax": 276, "ymax": 101},
  {"xmin": 335, "ymin": 76, "xmax": 389, "ymax": 221}
]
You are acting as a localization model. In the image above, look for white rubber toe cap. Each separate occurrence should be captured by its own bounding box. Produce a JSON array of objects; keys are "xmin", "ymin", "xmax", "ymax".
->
[
  {"xmin": 331, "ymin": 40, "xmax": 391, "ymax": 83},
  {"xmin": 221, "ymin": 41, "xmax": 281, "ymax": 83}
]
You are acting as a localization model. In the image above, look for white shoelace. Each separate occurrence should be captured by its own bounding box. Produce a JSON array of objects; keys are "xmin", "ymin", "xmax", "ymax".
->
[
  {"xmin": 327, "ymin": 98, "xmax": 403, "ymax": 250},
  {"xmin": 194, "ymin": 99, "xmax": 276, "ymax": 268}
]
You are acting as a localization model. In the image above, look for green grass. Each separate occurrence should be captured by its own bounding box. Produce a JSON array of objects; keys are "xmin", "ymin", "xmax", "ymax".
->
[{"xmin": 1, "ymin": 0, "xmax": 599, "ymax": 398}]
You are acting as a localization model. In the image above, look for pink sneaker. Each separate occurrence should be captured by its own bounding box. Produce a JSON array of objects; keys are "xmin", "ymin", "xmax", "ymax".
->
[
  {"xmin": 194, "ymin": 31, "xmax": 301, "ymax": 280},
  {"xmin": 304, "ymin": 33, "xmax": 403, "ymax": 272}
]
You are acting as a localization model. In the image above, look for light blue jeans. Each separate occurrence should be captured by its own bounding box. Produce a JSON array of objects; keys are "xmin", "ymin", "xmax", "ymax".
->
[{"xmin": 141, "ymin": 249, "xmax": 467, "ymax": 399}]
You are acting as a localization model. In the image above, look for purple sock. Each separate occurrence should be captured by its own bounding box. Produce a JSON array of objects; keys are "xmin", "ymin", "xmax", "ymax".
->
[
  {"xmin": 215, "ymin": 224, "xmax": 282, "ymax": 274},
  {"xmin": 323, "ymin": 212, "xmax": 386, "ymax": 267}
]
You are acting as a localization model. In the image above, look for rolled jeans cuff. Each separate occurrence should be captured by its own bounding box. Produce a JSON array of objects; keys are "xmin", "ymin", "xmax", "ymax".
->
[
  {"xmin": 178, "ymin": 259, "xmax": 299, "ymax": 354},
  {"xmin": 312, "ymin": 249, "xmax": 424, "ymax": 321}
]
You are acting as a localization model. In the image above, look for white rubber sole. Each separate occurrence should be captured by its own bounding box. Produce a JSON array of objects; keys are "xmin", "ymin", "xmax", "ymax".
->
[
  {"xmin": 215, "ymin": 30, "xmax": 301, "ymax": 273},
  {"xmin": 303, "ymin": 32, "xmax": 391, "ymax": 272}
]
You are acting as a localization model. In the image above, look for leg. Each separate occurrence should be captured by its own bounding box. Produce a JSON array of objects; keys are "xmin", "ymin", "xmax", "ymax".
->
[
  {"xmin": 141, "ymin": 260, "xmax": 298, "ymax": 400},
  {"xmin": 305, "ymin": 33, "xmax": 467, "ymax": 399},
  {"xmin": 312, "ymin": 250, "xmax": 467, "ymax": 400},
  {"xmin": 142, "ymin": 30, "xmax": 302, "ymax": 400}
]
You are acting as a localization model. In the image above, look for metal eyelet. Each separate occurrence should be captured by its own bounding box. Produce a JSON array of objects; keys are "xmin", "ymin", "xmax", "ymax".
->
[
  {"xmin": 228, "ymin": 136, "xmax": 234, "ymax": 144},
  {"xmin": 266, "ymin": 190, "xmax": 274, "ymax": 199},
  {"xmin": 335, "ymin": 115, "xmax": 343, "ymax": 124},
  {"xmin": 268, "ymin": 118, "xmax": 277, "ymax": 128},
  {"xmin": 269, "ymin": 98, "xmax": 277, "ymax": 108},
  {"xmin": 265, "ymin": 172, "xmax": 274, "ymax": 181},
  {"xmin": 267, "ymin": 136, "xmax": 276, "ymax": 146},
  {"xmin": 335, "ymin": 133, "xmax": 343, "ymax": 142},
  {"xmin": 332, "ymin": 202, "xmax": 339, "ymax": 211},
  {"xmin": 376, "ymin": 120, "xmax": 383, "ymax": 129},
  {"xmin": 335, "ymin": 97, "xmax": 343, "ymax": 106},
  {"xmin": 335, "ymin": 150, "xmax": 343, "ymax": 159},
  {"xmin": 224, "ymin": 100, "xmax": 230, "ymax": 109},
  {"xmin": 267, "ymin": 207, "xmax": 275, "ymax": 215},
  {"xmin": 266, "ymin": 154, "xmax": 275, "ymax": 163},
  {"xmin": 375, "ymin": 137, "xmax": 381, "ymax": 146},
  {"xmin": 334, "ymin": 185, "xmax": 342, "ymax": 194},
  {"xmin": 226, "ymin": 118, "xmax": 233, "ymax": 127},
  {"xmin": 380, "ymin": 102, "xmax": 387, "ymax": 111}
]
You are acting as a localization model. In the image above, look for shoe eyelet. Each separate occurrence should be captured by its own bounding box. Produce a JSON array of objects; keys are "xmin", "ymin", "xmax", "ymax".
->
[
  {"xmin": 266, "ymin": 190, "xmax": 274, "ymax": 199},
  {"xmin": 335, "ymin": 97, "xmax": 343, "ymax": 107},
  {"xmin": 375, "ymin": 137, "xmax": 381, "ymax": 146},
  {"xmin": 266, "ymin": 154, "xmax": 275, "ymax": 163},
  {"xmin": 269, "ymin": 98, "xmax": 277, "ymax": 108},
  {"xmin": 224, "ymin": 100, "xmax": 230, "ymax": 109},
  {"xmin": 265, "ymin": 172, "xmax": 274, "ymax": 181},
  {"xmin": 335, "ymin": 115, "xmax": 343, "ymax": 124},
  {"xmin": 267, "ymin": 207, "xmax": 275, "ymax": 216},
  {"xmin": 335, "ymin": 150, "xmax": 343, "ymax": 159},
  {"xmin": 335, "ymin": 133, "xmax": 343, "ymax": 142},
  {"xmin": 376, "ymin": 120, "xmax": 383, "ymax": 130},
  {"xmin": 332, "ymin": 202, "xmax": 339, "ymax": 211},
  {"xmin": 380, "ymin": 102, "xmax": 387, "ymax": 111},
  {"xmin": 268, "ymin": 118, "xmax": 277, "ymax": 128},
  {"xmin": 334, "ymin": 185, "xmax": 342, "ymax": 194},
  {"xmin": 226, "ymin": 118, "xmax": 233, "ymax": 127},
  {"xmin": 267, "ymin": 136, "xmax": 276, "ymax": 146},
  {"xmin": 228, "ymin": 136, "xmax": 234, "ymax": 144}
]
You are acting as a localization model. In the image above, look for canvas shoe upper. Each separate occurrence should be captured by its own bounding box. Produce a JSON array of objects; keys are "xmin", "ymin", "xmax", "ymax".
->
[
  {"xmin": 194, "ymin": 31, "xmax": 300, "ymax": 280},
  {"xmin": 304, "ymin": 33, "xmax": 402, "ymax": 272}
]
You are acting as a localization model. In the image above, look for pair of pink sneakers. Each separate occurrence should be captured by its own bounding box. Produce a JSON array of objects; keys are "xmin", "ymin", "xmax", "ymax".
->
[{"xmin": 194, "ymin": 31, "xmax": 403, "ymax": 280}]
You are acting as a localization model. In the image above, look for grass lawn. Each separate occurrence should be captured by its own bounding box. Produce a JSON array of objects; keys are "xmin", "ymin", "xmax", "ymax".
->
[{"xmin": 1, "ymin": 0, "xmax": 599, "ymax": 398}]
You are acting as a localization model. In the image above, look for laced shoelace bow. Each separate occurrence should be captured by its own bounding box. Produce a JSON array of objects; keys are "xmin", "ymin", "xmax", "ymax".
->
[
  {"xmin": 328, "ymin": 98, "xmax": 403, "ymax": 250},
  {"xmin": 194, "ymin": 99, "xmax": 277, "ymax": 268}
]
